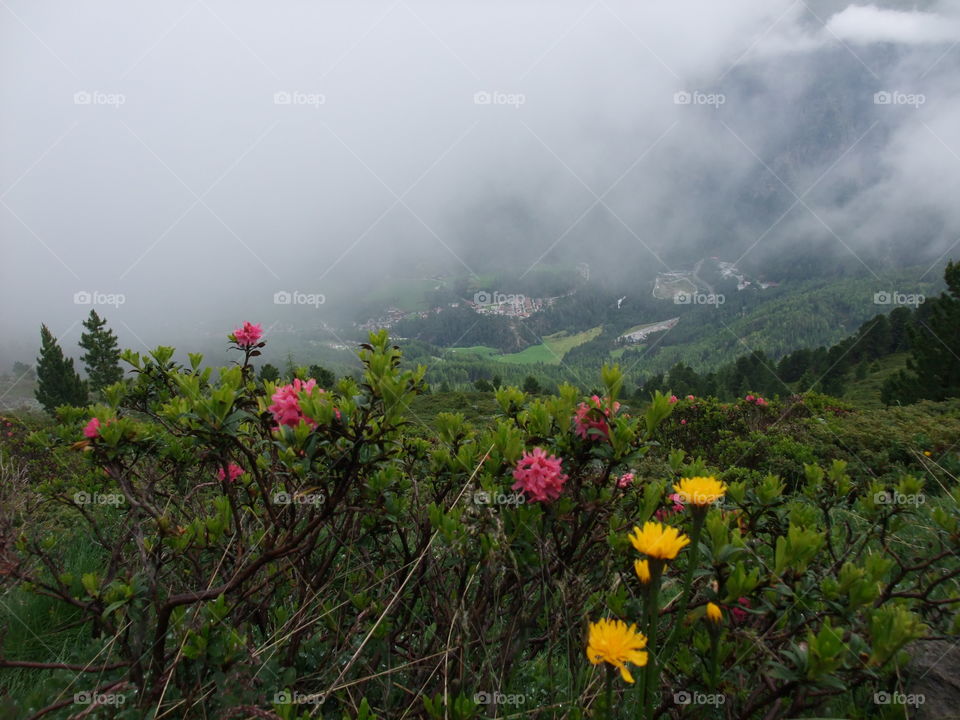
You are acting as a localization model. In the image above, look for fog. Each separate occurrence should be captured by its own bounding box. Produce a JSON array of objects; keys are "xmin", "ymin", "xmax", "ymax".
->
[{"xmin": 2, "ymin": 0, "xmax": 959, "ymax": 365}]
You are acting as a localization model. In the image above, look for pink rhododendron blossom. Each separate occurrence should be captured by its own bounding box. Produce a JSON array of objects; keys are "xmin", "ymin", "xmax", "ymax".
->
[
  {"xmin": 573, "ymin": 395, "xmax": 620, "ymax": 441},
  {"xmin": 731, "ymin": 597, "xmax": 751, "ymax": 624},
  {"xmin": 745, "ymin": 394, "xmax": 755, "ymax": 402},
  {"xmin": 232, "ymin": 321, "xmax": 263, "ymax": 347},
  {"xmin": 512, "ymin": 448, "xmax": 568, "ymax": 502},
  {"xmin": 686, "ymin": 395, "xmax": 695, "ymax": 401},
  {"xmin": 83, "ymin": 418, "xmax": 101, "ymax": 439},
  {"xmin": 656, "ymin": 492, "xmax": 686, "ymax": 520},
  {"xmin": 216, "ymin": 463, "xmax": 245, "ymax": 482},
  {"xmin": 680, "ymin": 419, "xmax": 687, "ymax": 425},
  {"xmin": 269, "ymin": 378, "xmax": 320, "ymax": 428},
  {"xmin": 617, "ymin": 472, "xmax": 635, "ymax": 488},
  {"xmin": 669, "ymin": 395, "xmax": 678, "ymax": 404}
]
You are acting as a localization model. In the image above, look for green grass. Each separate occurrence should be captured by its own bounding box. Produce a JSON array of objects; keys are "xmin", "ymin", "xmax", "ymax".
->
[
  {"xmin": 498, "ymin": 327, "xmax": 603, "ymax": 365},
  {"xmin": 844, "ymin": 353, "xmax": 910, "ymax": 409},
  {"xmin": 448, "ymin": 345, "xmax": 501, "ymax": 358}
]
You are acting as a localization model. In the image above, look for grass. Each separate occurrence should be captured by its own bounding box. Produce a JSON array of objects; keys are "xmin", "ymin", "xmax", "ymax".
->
[
  {"xmin": 447, "ymin": 345, "xmax": 501, "ymax": 358},
  {"xmin": 497, "ymin": 327, "xmax": 602, "ymax": 365},
  {"xmin": 844, "ymin": 352, "xmax": 910, "ymax": 409}
]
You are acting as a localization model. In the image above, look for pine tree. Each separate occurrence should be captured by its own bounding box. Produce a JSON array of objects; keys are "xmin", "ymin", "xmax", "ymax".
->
[
  {"xmin": 883, "ymin": 261, "xmax": 960, "ymax": 404},
  {"xmin": 35, "ymin": 324, "xmax": 87, "ymax": 414},
  {"xmin": 79, "ymin": 310, "xmax": 123, "ymax": 396}
]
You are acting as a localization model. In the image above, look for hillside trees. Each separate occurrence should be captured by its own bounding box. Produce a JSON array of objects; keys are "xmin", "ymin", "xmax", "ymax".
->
[{"xmin": 78, "ymin": 310, "xmax": 123, "ymax": 396}]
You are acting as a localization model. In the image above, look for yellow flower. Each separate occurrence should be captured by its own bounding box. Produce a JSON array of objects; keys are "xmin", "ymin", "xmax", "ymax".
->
[
  {"xmin": 924, "ymin": 450, "xmax": 932, "ymax": 457},
  {"xmin": 673, "ymin": 476, "xmax": 727, "ymax": 507},
  {"xmin": 586, "ymin": 618, "xmax": 648, "ymax": 683},
  {"xmin": 705, "ymin": 602, "xmax": 723, "ymax": 623},
  {"xmin": 628, "ymin": 521, "xmax": 690, "ymax": 561},
  {"xmin": 634, "ymin": 558, "xmax": 651, "ymax": 584}
]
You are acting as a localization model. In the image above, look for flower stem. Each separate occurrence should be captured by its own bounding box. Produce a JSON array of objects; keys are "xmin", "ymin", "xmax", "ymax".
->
[
  {"xmin": 642, "ymin": 561, "xmax": 663, "ymax": 719},
  {"xmin": 661, "ymin": 511, "xmax": 705, "ymax": 664},
  {"xmin": 605, "ymin": 664, "xmax": 614, "ymax": 720}
]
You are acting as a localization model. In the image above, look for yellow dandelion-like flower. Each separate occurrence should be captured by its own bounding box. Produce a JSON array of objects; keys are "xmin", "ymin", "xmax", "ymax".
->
[
  {"xmin": 673, "ymin": 476, "xmax": 727, "ymax": 507},
  {"xmin": 586, "ymin": 618, "xmax": 648, "ymax": 683},
  {"xmin": 705, "ymin": 602, "xmax": 723, "ymax": 623},
  {"xmin": 634, "ymin": 558, "xmax": 651, "ymax": 584},
  {"xmin": 628, "ymin": 521, "xmax": 690, "ymax": 561},
  {"xmin": 923, "ymin": 450, "xmax": 932, "ymax": 457}
]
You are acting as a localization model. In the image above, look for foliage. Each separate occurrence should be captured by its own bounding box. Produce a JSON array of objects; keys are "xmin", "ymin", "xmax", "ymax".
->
[
  {"xmin": 78, "ymin": 310, "xmax": 124, "ymax": 397},
  {"xmin": 34, "ymin": 324, "xmax": 87, "ymax": 415},
  {"xmin": 1, "ymin": 331, "xmax": 959, "ymax": 719}
]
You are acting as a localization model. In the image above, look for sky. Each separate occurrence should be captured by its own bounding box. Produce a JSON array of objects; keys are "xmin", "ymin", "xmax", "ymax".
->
[{"xmin": 2, "ymin": 0, "xmax": 960, "ymax": 365}]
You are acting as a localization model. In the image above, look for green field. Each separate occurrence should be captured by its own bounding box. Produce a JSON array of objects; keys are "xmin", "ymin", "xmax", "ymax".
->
[
  {"xmin": 844, "ymin": 352, "xmax": 910, "ymax": 409},
  {"xmin": 498, "ymin": 326, "xmax": 603, "ymax": 365},
  {"xmin": 447, "ymin": 327, "xmax": 604, "ymax": 366}
]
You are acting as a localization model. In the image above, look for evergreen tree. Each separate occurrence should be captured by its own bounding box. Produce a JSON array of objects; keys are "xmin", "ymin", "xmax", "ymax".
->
[
  {"xmin": 883, "ymin": 261, "xmax": 960, "ymax": 404},
  {"xmin": 522, "ymin": 376, "xmax": 541, "ymax": 394},
  {"xmin": 308, "ymin": 364, "xmax": 336, "ymax": 387},
  {"xmin": 259, "ymin": 363, "xmax": 281, "ymax": 382},
  {"xmin": 79, "ymin": 310, "xmax": 123, "ymax": 396},
  {"xmin": 35, "ymin": 324, "xmax": 87, "ymax": 414}
]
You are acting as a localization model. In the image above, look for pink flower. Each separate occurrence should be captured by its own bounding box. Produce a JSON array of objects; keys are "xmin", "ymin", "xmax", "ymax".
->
[
  {"xmin": 232, "ymin": 321, "xmax": 263, "ymax": 347},
  {"xmin": 731, "ymin": 597, "xmax": 751, "ymax": 624},
  {"xmin": 83, "ymin": 418, "xmax": 101, "ymax": 439},
  {"xmin": 269, "ymin": 378, "xmax": 320, "ymax": 428},
  {"xmin": 216, "ymin": 463, "xmax": 245, "ymax": 482},
  {"xmin": 669, "ymin": 492, "xmax": 685, "ymax": 512},
  {"xmin": 669, "ymin": 395, "xmax": 678, "ymax": 404},
  {"xmin": 617, "ymin": 472, "xmax": 635, "ymax": 488},
  {"xmin": 745, "ymin": 394, "xmax": 755, "ymax": 402},
  {"xmin": 574, "ymin": 395, "xmax": 620, "ymax": 441},
  {"xmin": 680, "ymin": 419, "xmax": 687, "ymax": 425},
  {"xmin": 756, "ymin": 397, "xmax": 768, "ymax": 406},
  {"xmin": 686, "ymin": 395, "xmax": 694, "ymax": 401},
  {"xmin": 512, "ymin": 448, "xmax": 568, "ymax": 503}
]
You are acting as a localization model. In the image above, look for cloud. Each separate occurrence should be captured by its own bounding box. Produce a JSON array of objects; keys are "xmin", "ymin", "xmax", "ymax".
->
[{"xmin": 825, "ymin": 4, "xmax": 960, "ymax": 45}]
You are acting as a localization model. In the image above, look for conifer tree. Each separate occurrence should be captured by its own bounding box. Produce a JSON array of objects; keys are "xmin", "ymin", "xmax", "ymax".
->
[
  {"xmin": 35, "ymin": 324, "xmax": 87, "ymax": 414},
  {"xmin": 79, "ymin": 310, "xmax": 123, "ymax": 396}
]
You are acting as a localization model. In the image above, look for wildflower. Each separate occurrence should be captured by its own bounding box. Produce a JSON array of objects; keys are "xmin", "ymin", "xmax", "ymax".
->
[
  {"xmin": 745, "ymin": 394, "xmax": 755, "ymax": 402},
  {"xmin": 731, "ymin": 597, "xmax": 751, "ymax": 624},
  {"xmin": 512, "ymin": 448, "xmax": 568, "ymax": 502},
  {"xmin": 669, "ymin": 395, "xmax": 678, "ymax": 404},
  {"xmin": 680, "ymin": 419, "xmax": 687, "ymax": 425},
  {"xmin": 634, "ymin": 559, "xmax": 651, "ymax": 584},
  {"xmin": 586, "ymin": 618, "xmax": 648, "ymax": 683},
  {"xmin": 216, "ymin": 463, "xmax": 245, "ymax": 482},
  {"xmin": 654, "ymin": 493, "xmax": 685, "ymax": 521},
  {"xmin": 83, "ymin": 418, "xmax": 101, "ymax": 439},
  {"xmin": 923, "ymin": 450, "xmax": 932, "ymax": 457},
  {"xmin": 705, "ymin": 602, "xmax": 723, "ymax": 623},
  {"xmin": 755, "ymin": 396, "xmax": 768, "ymax": 406},
  {"xmin": 269, "ymin": 378, "xmax": 321, "ymax": 428},
  {"xmin": 232, "ymin": 321, "xmax": 263, "ymax": 347},
  {"xmin": 628, "ymin": 521, "xmax": 690, "ymax": 561},
  {"xmin": 573, "ymin": 395, "xmax": 620, "ymax": 441},
  {"xmin": 673, "ymin": 476, "xmax": 727, "ymax": 507},
  {"xmin": 617, "ymin": 472, "xmax": 635, "ymax": 489},
  {"xmin": 686, "ymin": 394, "xmax": 695, "ymax": 401}
]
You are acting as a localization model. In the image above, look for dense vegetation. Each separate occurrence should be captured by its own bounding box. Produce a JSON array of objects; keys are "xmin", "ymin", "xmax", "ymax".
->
[{"xmin": 2, "ymin": 318, "xmax": 960, "ymax": 718}]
